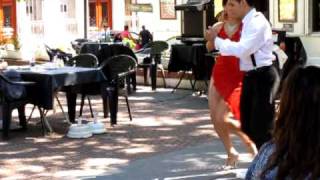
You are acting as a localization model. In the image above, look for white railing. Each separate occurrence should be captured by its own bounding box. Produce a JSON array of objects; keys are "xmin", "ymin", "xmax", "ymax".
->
[
  {"xmin": 30, "ymin": 20, "xmax": 45, "ymax": 37},
  {"xmin": 65, "ymin": 18, "xmax": 78, "ymax": 35}
]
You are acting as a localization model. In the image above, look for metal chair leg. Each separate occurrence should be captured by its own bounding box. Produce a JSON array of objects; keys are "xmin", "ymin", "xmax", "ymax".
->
[
  {"xmin": 171, "ymin": 71, "xmax": 186, "ymax": 93},
  {"xmin": 18, "ymin": 106, "xmax": 27, "ymax": 130},
  {"xmin": 124, "ymin": 95, "xmax": 132, "ymax": 121},
  {"xmin": 79, "ymin": 94, "xmax": 86, "ymax": 117},
  {"xmin": 87, "ymin": 96, "xmax": 94, "ymax": 118},
  {"xmin": 2, "ymin": 103, "xmax": 11, "ymax": 139},
  {"xmin": 55, "ymin": 95, "xmax": 71, "ymax": 124},
  {"xmin": 27, "ymin": 105, "xmax": 36, "ymax": 122},
  {"xmin": 107, "ymin": 85, "xmax": 118, "ymax": 126},
  {"xmin": 37, "ymin": 107, "xmax": 47, "ymax": 135},
  {"xmin": 143, "ymin": 66, "xmax": 149, "ymax": 85},
  {"xmin": 158, "ymin": 65, "xmax": 166, "ymax": 88},
  {"xmin": 131, "ymin": 72, "xmax": 137, "ymax": 91}
]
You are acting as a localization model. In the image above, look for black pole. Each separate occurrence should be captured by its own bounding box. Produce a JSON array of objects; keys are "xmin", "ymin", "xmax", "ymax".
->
[{"xmin": 84, "ymin": 0, "xmax": 88, "ymax": 39}]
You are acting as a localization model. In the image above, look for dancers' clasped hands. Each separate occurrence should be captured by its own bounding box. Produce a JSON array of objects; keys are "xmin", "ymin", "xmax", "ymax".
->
[{"xmin": 205, "ymin": 23, "xmax": 223, "ymax": 51}]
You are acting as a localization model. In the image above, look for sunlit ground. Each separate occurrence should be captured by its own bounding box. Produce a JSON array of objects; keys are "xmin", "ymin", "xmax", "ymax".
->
[{"xmin": 0, "ymin": 86, "xmax": 244, "ymax": 179}]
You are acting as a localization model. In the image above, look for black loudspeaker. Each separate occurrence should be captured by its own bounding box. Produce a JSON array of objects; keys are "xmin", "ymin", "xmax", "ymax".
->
[
  {"xmin": 182, "ymin": 11, "xmax": 205, "ymax": 37},
  {"xmin": 175, "ymin": 0, "xmax": 214, "ymax": 40}
]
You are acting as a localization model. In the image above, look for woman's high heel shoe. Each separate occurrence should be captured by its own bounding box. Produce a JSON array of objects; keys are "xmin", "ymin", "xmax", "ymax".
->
[{"xmin": 224, "ymin": 153, "xmax": 239, "ymax": 169}]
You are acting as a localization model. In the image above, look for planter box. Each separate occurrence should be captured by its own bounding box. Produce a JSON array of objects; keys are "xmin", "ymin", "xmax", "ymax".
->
[{"xmin": 3, "ymin": 50, "xmax": 22, "ymax": 60}]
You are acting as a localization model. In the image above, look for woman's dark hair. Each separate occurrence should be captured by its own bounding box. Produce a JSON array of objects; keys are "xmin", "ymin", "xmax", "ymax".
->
[
  {"xmin": 124, "ymin": 25, "xmax": 129, "ymax": 31},
  {"xmin": 261, "ymin": 66, "xmax": 320, "ymax": 179}
]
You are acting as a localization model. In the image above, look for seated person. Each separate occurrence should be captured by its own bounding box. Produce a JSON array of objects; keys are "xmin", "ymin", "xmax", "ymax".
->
[
  {"xmin": 139, "ymin": 25, "xmax": 153, "ymax": 48},
  {"xmin": 246, "ymin": 66, "xmax": 320, "ymax": 179},
  {"xmin": 120, "ymin": 25, "xmax": 134, "ymax": 41},
  {"xmin": 120, "ymin": 25, "xmax": 136, "ymax": 49}
]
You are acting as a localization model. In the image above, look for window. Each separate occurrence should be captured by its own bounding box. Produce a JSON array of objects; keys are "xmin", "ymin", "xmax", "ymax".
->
[
  {"xmin": 101, "ymin": 2, "xmax": 108, "ymax": 25},
  {"xmin": 26, "ymin": 0, "xmax": 42, "ymax": 21},
  {"xmin": 89, "ymin": 2, "xmax": 96, "ymax": 27},
  {"xmin": 160, "ymin": 0, "xmax": 176, "ymax": 19},
  {"xmin": 60, "ymin": 0, "xmax": 75, "ymax": 18},
  {"xmin": 278, "ymin": 0, "xmax": 297, "ymax": 22},
  {"xmin": 312, "ymin": 0, "xmax": 320, "ymax": 32},
  {"xmin": 3, "ymin": 6, "xmax": 11, "ymax": 27}
]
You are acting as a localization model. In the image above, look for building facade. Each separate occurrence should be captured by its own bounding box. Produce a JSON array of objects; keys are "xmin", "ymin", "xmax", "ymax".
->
[
  {"xmin": 0, "ymin": 0, "xmax": 185, "ymax": 54},
  {"xmin": 1, "ymin": 0, "xmax": 318, "ymax": 60}
]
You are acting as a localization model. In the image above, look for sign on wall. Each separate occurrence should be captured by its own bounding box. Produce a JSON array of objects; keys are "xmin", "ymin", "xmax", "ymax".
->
[
  {"xmin": 129, "ymin": 4, "xmax": 153, "ymax": 12},
  {"xmin": 160, "ymin": 0, "xmax": 176, "ymax": 19},
  {"xmin": 278, "ymin": 0, "xmax": 297, "ymax": 22}
]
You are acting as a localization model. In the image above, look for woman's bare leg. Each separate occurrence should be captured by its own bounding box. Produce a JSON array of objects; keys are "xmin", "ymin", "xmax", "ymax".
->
[
  {"xmin": 227, "ymin": 119, "xmax": 258, "ymax": 157},
  {"xmin": 208, "ymin": 80, "xmax": 238, "ymax": 166}
]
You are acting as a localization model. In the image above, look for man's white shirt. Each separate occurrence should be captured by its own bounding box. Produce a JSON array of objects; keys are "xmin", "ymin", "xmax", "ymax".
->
[{"xmin": 214, "ymin": 8, "xmax": 274, "ymax": 71}]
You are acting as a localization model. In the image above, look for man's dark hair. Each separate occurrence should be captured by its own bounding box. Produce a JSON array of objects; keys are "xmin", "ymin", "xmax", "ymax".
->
[
  {"xmin": 234, "ymin": 0, "xmax": 255, "ymax": 7},
  {"xmin": 246, "ymin": 0, "xmax": 255, "ymax": 6}
]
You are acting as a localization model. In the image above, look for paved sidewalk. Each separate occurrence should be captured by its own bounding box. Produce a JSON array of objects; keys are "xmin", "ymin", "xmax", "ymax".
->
[
  {"xmin": 87, "ymin": 140, "xmax": 252, "ymax": 180},
  {"xmin": 0, "ymin": 86, "xmax": 254, "ymax": 179}
]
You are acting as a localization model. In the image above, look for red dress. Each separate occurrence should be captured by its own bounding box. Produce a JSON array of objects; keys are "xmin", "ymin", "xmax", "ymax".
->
[{"xmin": 212, "ymin": 24, "xmax": 244, "ymax": 120}]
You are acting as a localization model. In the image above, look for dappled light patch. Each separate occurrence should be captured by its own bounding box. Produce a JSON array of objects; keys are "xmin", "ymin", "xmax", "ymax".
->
[
  {"xmin": 121, "ymin": 145, "xmax": 156, "ymax": 154},
  {"xmin": 82, "ymin": 158, "xmax": 129, "ymax": 168},
  {"xmin": 0, "ymin": 86, "xmax": 214, "ymax": 179},
  {"xmin": 0, "ymin": 148, "xmax": 37, "ymax": 155}
]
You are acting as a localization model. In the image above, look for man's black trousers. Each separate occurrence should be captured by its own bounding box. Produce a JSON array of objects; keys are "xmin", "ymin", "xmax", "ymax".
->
[{"xmin": 240, "ymin": 65, "xmax": 280, "ymax": 149}]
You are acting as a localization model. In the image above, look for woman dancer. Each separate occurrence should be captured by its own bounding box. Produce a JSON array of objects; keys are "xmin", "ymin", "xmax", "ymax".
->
[{"xmin": 205, "ymin": 0, "xmax": 257, "ymax": 167}]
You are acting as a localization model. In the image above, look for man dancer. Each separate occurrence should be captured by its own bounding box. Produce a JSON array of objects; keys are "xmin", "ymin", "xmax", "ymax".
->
[{"xmin": 206, "ymin": 0, "xmax": 279, "ymax": 149}]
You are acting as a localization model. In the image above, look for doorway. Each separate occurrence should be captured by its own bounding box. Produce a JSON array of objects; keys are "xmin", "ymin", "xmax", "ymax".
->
[
  {"xmin": 89, "ymin": 0, "xmax": 112, "ymax": 30},
  {"xmin": 0, "ymin": 0, "xmax": 17, "ymax": 40}
]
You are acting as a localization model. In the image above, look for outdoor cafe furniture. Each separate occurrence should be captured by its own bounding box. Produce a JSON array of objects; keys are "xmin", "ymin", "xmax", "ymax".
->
[
  {"xmin": 45, "ymin": 44, "xmax": 72, "ymax": 63},
  {"xmin": 0, "ymin": 71, "xmax": 39, "ymax": 139},
  {"xmin": 135, "ymin": 41, "xmax": 168, "ymax": 90},
  {"xmin": 15, "ymin": 65, "xmax": 105, "ymax": 126},
  {"xmin": 80, "ymin": 42, "xmax": 137, "ymax": 93},
  {"xmin": 97, "ymin": 43, "xmax": 137, "ymax": 93},
  {"xmin": 65, "ymin": 53, "xmax": 99, "ymax": 118},
  {"xmin": 73, "ymin": 54, "xmax": 137, "ymax": 125},
  {"xmin": 168, "ymin": 43, "xmax": 214, "ymax": 93},
  {"xmin": 100, "ymin": 55, "xmax": 137, "ymax": 124}
]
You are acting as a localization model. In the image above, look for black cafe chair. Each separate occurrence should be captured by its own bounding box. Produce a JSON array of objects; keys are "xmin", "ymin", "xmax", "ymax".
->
[
  {"xmin": 79, "ymin": 42, "xmax": 102, "ymax": 57},
  {"xmin": 44, "ymin": 44, "xmax": 72, "ymax": 63},
  {"xmin": 98, "ymin": 44, "xmax": 137, "ymax": 93},
  {"xmin": 99, "ymin": 55, "xmax": 137, "ymax": 125},
  {"xmin": 71, "ymin": 38, "xmax": 90, "ymax": 54},
  {"xmin": 65, "ymin": 53, "xmax": 99, "ymax": 118},
  {"xmin": 136, "ymin": 41, "xmax": 168, "ymax": 90},
  {"xmin": 109, "ymin": 44, "xmax": 137, "ymax": 93},
  {"xmin": 0, "ymin": 71, "xmax": 44, "ymax": 139}
]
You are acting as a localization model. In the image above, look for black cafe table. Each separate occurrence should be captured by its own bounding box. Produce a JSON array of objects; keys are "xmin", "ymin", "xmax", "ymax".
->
[
  {"xmin": 14, "ymin": 65, "xmax": 105, "ymax": 124},
  {"xmin": 168, "ymin": 43, "xmax": 214, "ymax": 91}
]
